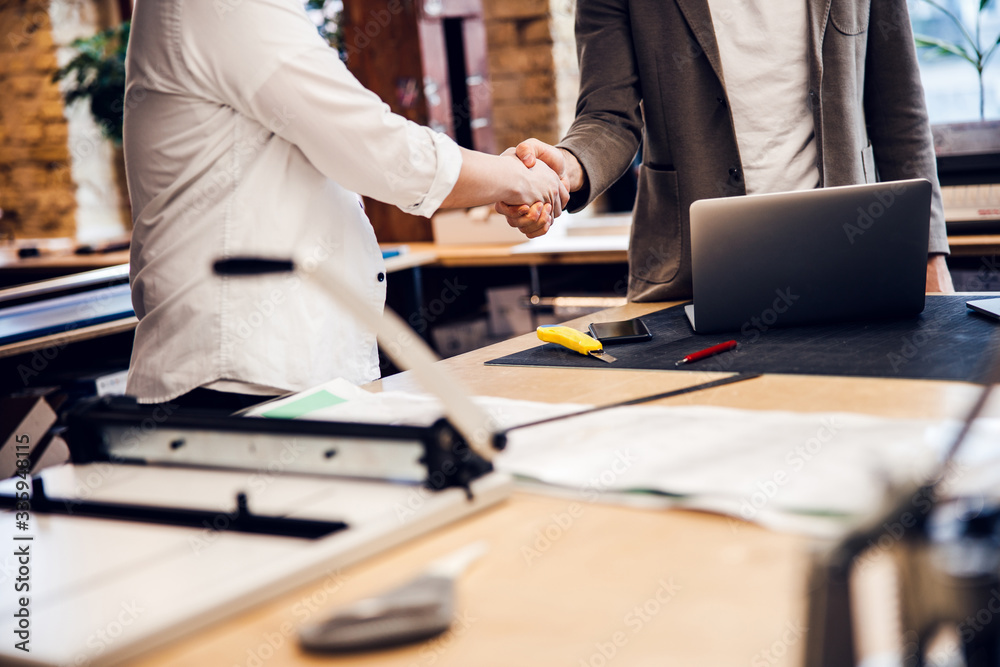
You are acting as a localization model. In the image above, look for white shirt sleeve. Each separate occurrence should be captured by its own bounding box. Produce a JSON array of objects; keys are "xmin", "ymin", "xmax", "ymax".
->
[{"xmin": 177, "ymin": 0, "xmax": 461, "ymax": 217}]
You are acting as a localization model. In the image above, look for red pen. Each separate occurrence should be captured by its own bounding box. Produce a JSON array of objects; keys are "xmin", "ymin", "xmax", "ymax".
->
[{"xmin": 674, "ymin": 340, "xmax": 738, "ymax": 366}]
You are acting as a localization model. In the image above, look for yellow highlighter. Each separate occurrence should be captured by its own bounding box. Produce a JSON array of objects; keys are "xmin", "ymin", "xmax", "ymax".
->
[{"xmin": 536, "ymin": 325, "xmax": 616, "ymax": 363}]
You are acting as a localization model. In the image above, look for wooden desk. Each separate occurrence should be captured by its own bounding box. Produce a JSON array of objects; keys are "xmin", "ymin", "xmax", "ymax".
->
[
  {"xmin": 2, "ymin": 234, "xmax": 996, "ymax": 275},
  {"xmin": 0, "ymin": 316, "xmax": 138, "ymax": 360},
  {"xmin": 134, "ymin": 302, "xmax": 989, "ymax": 667},
  {"xmin": 405, "ymin": 240, "xmax": 628, "ymax": 267},
  {"xmin": 0, "ymin": 252, "xmax": 436, "ymax": 362},
  {"xmin": 0, "ymin": 249, "xmax": 437, "ymax": 277},
  {"xmin": 0, "ymin": 248, "xmax": 131, "ymax": 271},
  {"xmin": 0, "ymin": 249, "xmax": 132, "ymax": 287},
  {"xmin": 0, "ymin": 238, "xmax": 629, "ymax": 285},
  {"xmin": 947, "ymin": 234, "xmax": 1000, "ymax": 257},
  {"xmin": 0, "ymin": 248, "xmax": 440, "ymax": 289}
]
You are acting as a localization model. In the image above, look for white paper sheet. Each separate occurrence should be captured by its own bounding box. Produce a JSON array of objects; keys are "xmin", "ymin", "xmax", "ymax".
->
[
  {"xmin": 509, "ymin": 233, "xmax": 629, "ymax": 254},
  {"xmin": 248, "ymin": 380, "xmax": 1000, "ymax": 537}
]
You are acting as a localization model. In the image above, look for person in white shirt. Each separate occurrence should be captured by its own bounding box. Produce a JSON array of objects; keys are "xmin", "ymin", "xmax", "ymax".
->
[{"xmin": 123, "ymin": 0, "xmax": 566, "ymax": 409}]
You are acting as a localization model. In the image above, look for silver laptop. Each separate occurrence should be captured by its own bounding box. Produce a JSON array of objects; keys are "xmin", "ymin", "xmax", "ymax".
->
[{"xmin": 684, "ymin": 179, "xmax": 931, "ymax": 334}]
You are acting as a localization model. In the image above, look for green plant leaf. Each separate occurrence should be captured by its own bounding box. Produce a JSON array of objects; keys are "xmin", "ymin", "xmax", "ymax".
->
[
  {"xmin": 918, "ymin": 0, "xmax": 981, "ymax": 57},
  {"xmin": 51, "ymin": 21, "xmax": 129, "ymax": 144},
  {"xmin": 914, "ymin": 33, "xmax": 978, "ymax": 66},
  {"xmin": 982, "ymin": 34, "xmax": 1000, "ymax": 68}
]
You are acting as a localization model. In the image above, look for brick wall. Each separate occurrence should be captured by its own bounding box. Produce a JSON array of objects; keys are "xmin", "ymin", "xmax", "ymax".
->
[
  {"xmin": 550, "ymin": 0, "xmax": 578, "ymax": 141},
  {"xmin": 482, "ymin": 0, "xmax": 579, "ymax": 152},
  {"xmin": 0, "ymin": 0, "xmax": 77, "ymax": 239}
]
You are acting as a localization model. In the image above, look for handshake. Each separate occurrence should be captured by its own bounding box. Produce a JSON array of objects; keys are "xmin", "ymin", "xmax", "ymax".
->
[{"xmin": 493, "ymin": 138, "xmax": 583, "ymax": 239}]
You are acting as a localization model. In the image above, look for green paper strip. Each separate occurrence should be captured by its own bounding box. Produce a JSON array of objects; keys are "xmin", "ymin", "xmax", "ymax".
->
[{"xmin": 261, "ymin": 389, "xmax": 346, "ymax": 419}]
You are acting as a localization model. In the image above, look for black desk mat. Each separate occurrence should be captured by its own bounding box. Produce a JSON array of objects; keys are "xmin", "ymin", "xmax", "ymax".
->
[{"xmin": 485, "ymin": 295, "xmax": 1000, "ymax": 382}]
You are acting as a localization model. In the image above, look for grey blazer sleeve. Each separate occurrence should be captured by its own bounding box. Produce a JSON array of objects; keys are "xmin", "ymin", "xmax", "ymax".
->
[
  {"xmin": 864, "ymin": 0, "xmax": 949, "ymax": 254},
  {"xmin": 556, "ymin": 0, "xmax": 644, "ymax": 212}
]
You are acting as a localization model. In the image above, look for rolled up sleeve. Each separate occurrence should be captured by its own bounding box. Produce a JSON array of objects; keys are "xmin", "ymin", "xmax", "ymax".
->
[{"xmin": 395, "ymin": 127, "xmax": 463, "ymax": 217}]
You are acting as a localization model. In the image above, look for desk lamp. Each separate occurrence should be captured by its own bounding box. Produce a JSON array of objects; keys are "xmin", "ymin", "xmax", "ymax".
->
[{"xmin": 212, "ymin": 256, "xmax": 502, "ymax": 461}]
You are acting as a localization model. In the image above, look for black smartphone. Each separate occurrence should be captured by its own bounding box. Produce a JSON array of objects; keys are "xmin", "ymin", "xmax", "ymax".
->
[{"xmin": 588, "ymin": 318, "xmax": 652, "ymax": 344}]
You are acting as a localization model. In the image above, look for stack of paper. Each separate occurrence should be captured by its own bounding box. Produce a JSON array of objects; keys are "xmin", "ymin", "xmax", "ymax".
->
[{"xmin": 249, "ymin": 380, "xmax": 1000, "ymax": 537}]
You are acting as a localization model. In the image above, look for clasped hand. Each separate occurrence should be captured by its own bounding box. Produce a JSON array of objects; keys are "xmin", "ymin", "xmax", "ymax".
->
[{"xmin": 498, "ymin": 139, "xmax": 572, "ymax": 238}]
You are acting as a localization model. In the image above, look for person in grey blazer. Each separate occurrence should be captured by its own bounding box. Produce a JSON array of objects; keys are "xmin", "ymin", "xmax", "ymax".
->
[{"xmin": 498, "ymin": 0, "xmax": 954, "ymax": 299}]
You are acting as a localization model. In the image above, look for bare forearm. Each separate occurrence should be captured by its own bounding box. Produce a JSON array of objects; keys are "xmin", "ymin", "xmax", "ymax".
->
[
  {"xmin": 441, "ymin": 148, "xmax": 527, "ymax": 209},
  {"xmin": 926, "ymin": 254, "xmax": 953, "ymax": 293}
]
